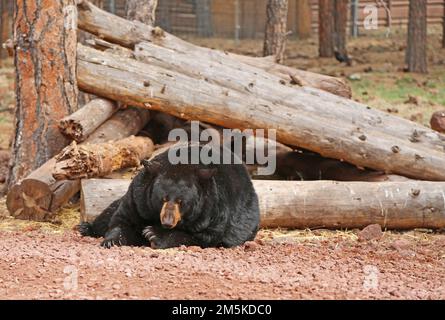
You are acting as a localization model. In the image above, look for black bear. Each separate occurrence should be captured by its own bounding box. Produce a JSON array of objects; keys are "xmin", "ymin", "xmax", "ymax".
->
[{"xmin": 79, "ymin": 143, "xmax": 260, "ymax": 249}]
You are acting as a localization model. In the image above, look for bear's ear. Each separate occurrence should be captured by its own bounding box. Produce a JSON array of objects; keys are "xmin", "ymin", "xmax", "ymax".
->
[
  {"xmin": 197, "ymin": 168, "xmax": 217, "ymax": 180},
  {"xmin": 141, "ymin": 159, "xmax": 161, "ymax": 174}
]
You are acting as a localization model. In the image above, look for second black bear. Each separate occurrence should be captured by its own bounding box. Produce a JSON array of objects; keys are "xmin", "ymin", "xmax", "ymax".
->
[{"xmin": 79, "ymin": 144, "xmax": 260, "ymax": 249}]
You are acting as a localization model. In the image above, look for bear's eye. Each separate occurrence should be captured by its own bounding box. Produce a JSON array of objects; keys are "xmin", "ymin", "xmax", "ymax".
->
[
  {"xmin": 163, "ymin": 197, "xmax": 169, "ymax": 202},
  {"xmin": 176, "ymin": 199, "xmax": 182, "ymax": 205}
]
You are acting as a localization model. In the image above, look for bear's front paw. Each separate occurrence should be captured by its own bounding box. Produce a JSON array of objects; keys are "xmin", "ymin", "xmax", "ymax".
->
[
  {"xmin": 101, "ymin": 227, "xmax": 125, "ymax": 249},
  {"xmin": 142, "ymin": 226, "xmax": 167, "ymax": 249}
]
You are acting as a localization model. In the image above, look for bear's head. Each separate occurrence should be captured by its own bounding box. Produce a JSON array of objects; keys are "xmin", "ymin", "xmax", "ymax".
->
[{"xmin": 142, "ymin": 158, "xmax": 217, "ymax": 229}]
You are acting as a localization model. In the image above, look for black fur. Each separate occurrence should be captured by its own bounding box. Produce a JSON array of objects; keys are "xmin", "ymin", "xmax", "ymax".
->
[{"xmin": 80, "ymin": 144, "xmax": 260, "ymax": 249}]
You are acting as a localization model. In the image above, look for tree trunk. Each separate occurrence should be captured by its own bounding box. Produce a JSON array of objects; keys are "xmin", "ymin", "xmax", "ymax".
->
[
  {"xmin": 76, "ymin": 0, "xmax": 351, "ymax": 98},
  {"xmin": 295, "ymin": 0, "xmax": 312, "ymax": 39},
  {"xmin": 318, "ymin": 0, "xmax": 334, "ymax": 57},
  {"xmin": 6, "ymin": 107, "xmax": 151, "ymax": 221},
  {"xmin": 195, "ymin": 0, "xmax": 213, "ymax": 37},
  {"xmin": 157, "ymin": 0, "xmax": 171, "ymax": 31},
  {"xmin": 350, "ymin": 0, "xmax": 358, "ymax": 37},
  {"xmin": 59, "ymin": 98, "xmax": 120, "ymax": 142},
  {"xmin": 8, "ymin": 0, "xmax": 79, "ymax": 189},
  {"xmin": 53, "ymin": 136, "xmax": 154, "ymax": 180},
  {"xmin": 263, "ymin": 0, "xmax": 289, "ymax": 64},
  {"xmin": 80, "ymin": 179, "xmax": 445, "ymax": 230},
  {"xmin": 442, "ymin": 0, "xmax": 445, "ymax": 48},
  {"xmin": 405, "ymin": 0, "xmax": 427, "ymax": 73},
  {"xmin": 77, "ymin": 44, "xmax": 445, "ymax": 181},
  {"xmin": 0, "ymin": 0, "xmax": 13, "ymax": 59},
  {"xmin": 125, "ymin": 0, "xmax": 158, "ymax": 26},
  {"xmin": 334, "ymin": 0, "xmax": 348, "ymax": 59}
]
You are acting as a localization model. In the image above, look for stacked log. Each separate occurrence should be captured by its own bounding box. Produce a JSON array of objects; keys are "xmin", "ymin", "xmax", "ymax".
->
[
  {"xmin": 77, "ymin": 44, "xmax": 445, "ymax": 181},
  {"xmin": 6, "ymin": 107, "xmax": 151, "ymax": 221}
]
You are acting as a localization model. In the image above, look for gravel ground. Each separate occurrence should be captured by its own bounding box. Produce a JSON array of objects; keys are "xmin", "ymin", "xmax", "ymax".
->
[{"xmin": 0, "ymin": 229, "xmax": 444, "ymax": 300}]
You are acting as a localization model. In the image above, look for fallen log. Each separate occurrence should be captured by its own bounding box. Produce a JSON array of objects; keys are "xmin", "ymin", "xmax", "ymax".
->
[
  {"xmin": 6, "ymin": 107, "xmax": 151, "ymax": 221},
  {"xmin": 133, "ymin": 41, "xmax": 445, "ymax": 156},
  {"xmin": 80, "ymin": 179, "xmax": 445, "ymax": 230},
  {"xmin": 77, "ymin": 45, "xmax": 445, "ymax": 181},
  {"xmin": 53, "ymin": 136, "xmax": 154, "ymax": 180},
  {"xmin": 58, "ymin": 98, "xmax": 120, "ymax": 142},
  {"xmin": 77, "ymin": 0, "xmax": 351, "ymax": 98}
]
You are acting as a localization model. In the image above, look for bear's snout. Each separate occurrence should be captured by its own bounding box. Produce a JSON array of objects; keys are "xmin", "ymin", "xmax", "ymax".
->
[{"xmin": 160, "ymin": 201, "xmax": 181, "ymax": 229}]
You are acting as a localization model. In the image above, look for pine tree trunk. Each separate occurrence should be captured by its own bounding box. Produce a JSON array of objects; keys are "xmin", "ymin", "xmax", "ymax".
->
[
  {"xmin": 405, "ymin": 0, "xmax": 427, "ymax": 73},
  {"xmin": 442, "ymin": 0, "xmax": 445, "ymax": 48},
  {"xmin": 334, "ymin": 0, "xmax": 348, "ymax": 58},
  {"xmin": 195, "ymin": 0, "xmax": 213, "ymax": 37},
  {"xmin": 125, "ymin": 0, "xmax": 158, "ymax": 26},
  {"xmin": 263, "ymin": 0, "xmax": 289, "ymax": 64},
  {"xmin": 318, "ymin": 0, "xmax": 334, "ymax": 57},
  {"xmin": 0, "ymin": 0, "xmax": 13, "ymax": 59},
  {"xmin": 7, "ymin": 0, "xmax": 78, "ymax": 188},
  {"xmin": 296, "ymin": 0, "xmax": 312, "ymax": 39}
]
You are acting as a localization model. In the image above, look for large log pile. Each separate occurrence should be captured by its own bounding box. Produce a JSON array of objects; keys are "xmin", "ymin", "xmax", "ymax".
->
[{"xmin": 6, "ymin": 1, "xmax": 445, "ymax": 231}]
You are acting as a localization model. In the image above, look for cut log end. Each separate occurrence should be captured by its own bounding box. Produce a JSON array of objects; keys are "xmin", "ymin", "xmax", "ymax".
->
[
  {"xmin": 6, "ymin": 180, "xmax": 53, "ymax": 221},
  {"xmin": 59, "ymin": 119, "xmax": 83, "ymax": 141}
]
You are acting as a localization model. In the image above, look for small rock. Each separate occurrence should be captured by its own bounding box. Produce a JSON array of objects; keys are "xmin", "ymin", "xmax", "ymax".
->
[
  {"xmin": 430, "ymin": 111, "xmax": 445, "ymax": 133},
  {"xmin": 404, "ymin": 95, "xmax": 420, "ymax": 105},
  {"xmin": 244, "ymin": 241, "xmax": 258, "ymax": 252},
  {"xmin": 390, "ymin": 239, "xmax": 411, "ymax": 251},
  {"xmin": 112, "ymin": 284, "xmax": 121, "ymax": 290},
  {"xmin": 187, "ymin": 246, "xmax": 202, "ymax": 252},
  {"xmin": 358, "ymin": 224, "xmax": 383, "ymax": 242},
  {"xmin": 348, "ymin": 73, "xmax": 361, "ymax": 81}
]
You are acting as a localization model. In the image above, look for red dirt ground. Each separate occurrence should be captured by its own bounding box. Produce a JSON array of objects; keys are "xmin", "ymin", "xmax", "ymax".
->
[{"xmin": 0, "ymin": 229, "xmax": 444, "ymax": 300}]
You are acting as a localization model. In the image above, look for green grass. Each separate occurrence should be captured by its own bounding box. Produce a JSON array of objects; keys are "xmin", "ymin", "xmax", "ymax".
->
[{"xmin": 351, "ymin": 72, "xmax": 445, "ymax": 105}]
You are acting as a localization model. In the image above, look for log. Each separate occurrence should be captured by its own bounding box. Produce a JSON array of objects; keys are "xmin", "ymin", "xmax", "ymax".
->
[
  {"xmin": 6, "ymin": 107, "xmax": 151, "ymax": 221},
  {"xmin": 86, "ymin": 107, "xmax": 150, "ymax": 143},
  {"xmin": 80, "ymin": 179, "xmax": 445, "ymax": 230},
  {"xmin": 53, "ymin": 136, "xmax": 154, "ymax": 180},
  {"xmin": 58, "ymin": 98, "xmax": 120, "ymax": 142},
  {"xmin": 133, "ymin": 39, "xmax": 445, "ymax": 163},
  {"xmin": 76, "ymin": 0, "xmax": 351, "ymax": 98},
  {"xmin": 77, "ymin": 45, "xmax": 445, "ymax": 181}
]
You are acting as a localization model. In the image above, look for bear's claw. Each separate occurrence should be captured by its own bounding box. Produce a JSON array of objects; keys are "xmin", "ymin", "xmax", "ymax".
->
[
  {"xmin": 142, "ymin": 226, "xmax": 161, "ymax": 249},
  {"xmin": 101, "ymin": 227, "xmax": 124, "ymax": 248}
]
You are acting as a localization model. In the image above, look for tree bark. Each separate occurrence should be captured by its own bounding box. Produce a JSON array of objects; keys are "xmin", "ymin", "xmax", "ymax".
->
[
  {"xmin": 6, "ymin": 107, "xmax": 150, "ymax": 221},
  {"xmin": 334, "ymin": 0, "xmax": 348, "ymax": 59},
  {"xmin": 76, "ymin": 0, "xmax": 351, "ymax": 98},
  {"xmin": 263, "ymin": 0, "xmax": 289, "ymax": 64},
  {"xmin": 53, "ymin": 136, "xmax": 154, "ymax": 180},
  {"xmin": 80, "ymin": 179, "xmax": 445, "ymax": 230},
  {"xmin": 8, "ymin": 0, "xmax": 79, "ymax": 189},
  {"xmin": 405, "ymin": 0, "xmax": 428, "ymax": 73},
  {"xmin": 125, "ymin": 0, "xmax": 158, "ymax": 26},
  {"xmin": 318, "ymin": 0, "xmax": 334, "ymax": 57},
  {"xmin": 0, "ymin": 0, "xmax": 13, "ymax": 59},
  {"xmin": 295, "ymin": 0, "xmax": 312, "ymax": 39},
  {"xmin": 77, "ymin": 44, "xmax": 445, "ymax": 181},
  {"xmin": 59, "ymin": 98, "xmax": 120, "ymax": 142}
]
